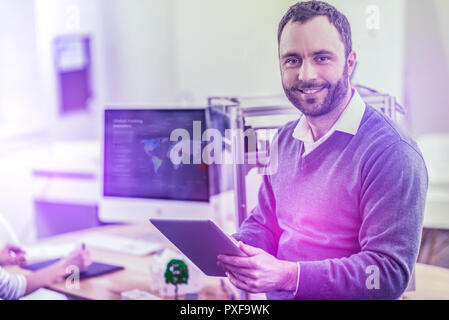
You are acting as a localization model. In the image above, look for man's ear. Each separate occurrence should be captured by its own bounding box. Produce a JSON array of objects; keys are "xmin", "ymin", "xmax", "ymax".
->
[{"xmin": 347, "ymin": 51, "xmax": 357, "ymax": 77}]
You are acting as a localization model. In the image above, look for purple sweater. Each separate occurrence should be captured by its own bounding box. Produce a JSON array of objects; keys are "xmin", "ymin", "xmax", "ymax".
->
[{"xmin": 234, "ymin": 105, "xmax": 428, "ymax": 299}]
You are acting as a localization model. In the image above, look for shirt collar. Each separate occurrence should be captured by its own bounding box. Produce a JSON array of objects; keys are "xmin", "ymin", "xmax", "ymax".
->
[{"xmin": 292, "ymin": 88, "xmax": 366, "ymax": 142}]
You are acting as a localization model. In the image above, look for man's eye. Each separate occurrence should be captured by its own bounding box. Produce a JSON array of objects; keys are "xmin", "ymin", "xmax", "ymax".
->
[
  {"xmin": 316, "ymin": 56, "xmax": 330, "ymax": 63},
  {"xmin": 286, "ymin": 58, "xmax": 300, "ymax": 65}
]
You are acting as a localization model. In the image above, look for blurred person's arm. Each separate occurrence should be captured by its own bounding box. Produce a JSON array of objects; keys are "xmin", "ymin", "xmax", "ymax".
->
[
  {"xmin": 0, "ymin": 246, "xmax": 91, "ymax": 299},
  {"xmin": 24, "ymin": 246, "xmax": 91, "ymax": 296},
  {"xmin": 0, "ymin": 266, "xmax": 27, "ymax": 300}
]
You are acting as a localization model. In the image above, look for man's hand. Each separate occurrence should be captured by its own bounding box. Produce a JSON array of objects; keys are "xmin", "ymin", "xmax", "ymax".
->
[
  {"xmin": 0, "ymin": 243, "xmax": 26, "ymax": 266},
  {"xmin": 217, "ymin": 241, "xmax": 297, "ymax": 294}
]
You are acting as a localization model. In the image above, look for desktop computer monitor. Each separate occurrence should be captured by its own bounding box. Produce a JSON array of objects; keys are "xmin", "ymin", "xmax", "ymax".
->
[{"xmin": 99, "ymin": 107, "xmax": 213, "ymax": 223}]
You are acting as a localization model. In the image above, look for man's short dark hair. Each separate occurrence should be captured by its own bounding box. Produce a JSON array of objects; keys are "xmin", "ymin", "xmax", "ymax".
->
[{"xmin": 278, "ymin": 1, "xmax": 352, "ymax": 58}]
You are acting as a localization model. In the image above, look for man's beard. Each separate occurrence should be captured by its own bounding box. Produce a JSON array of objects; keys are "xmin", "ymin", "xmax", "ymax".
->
[{"xmin": 283, "ymin": 65, "xmax": 349, "ymax": 117}]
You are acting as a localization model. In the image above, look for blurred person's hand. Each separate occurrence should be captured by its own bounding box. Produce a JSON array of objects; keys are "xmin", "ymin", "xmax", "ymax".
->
[
  {"xmin": 52, "ymin": 246, "xmax": 92, "ymax": 282},
  {"xmin": 0, "ymin": 243, "xmax": 26, "ymax": 266},
  {"xmin": 24, "ymin": 245, "xmax": 92, "ymax": 295}
]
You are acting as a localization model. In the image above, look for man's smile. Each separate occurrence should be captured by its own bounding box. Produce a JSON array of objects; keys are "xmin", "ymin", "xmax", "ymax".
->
[{"xmin": 295, "ymin": 86, "xmax": 327, "ymax": 97}]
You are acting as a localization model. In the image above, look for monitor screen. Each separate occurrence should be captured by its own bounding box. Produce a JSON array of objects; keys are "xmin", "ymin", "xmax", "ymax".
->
[{"xmin": 103, "ymin": 108, "xmax": 209, "ymax": 202}]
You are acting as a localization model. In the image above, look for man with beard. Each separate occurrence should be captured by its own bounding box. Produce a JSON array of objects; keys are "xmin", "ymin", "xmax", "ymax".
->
[{"xmin": 217, "ymin": 1, "xmax": 428, "ymax": 299}]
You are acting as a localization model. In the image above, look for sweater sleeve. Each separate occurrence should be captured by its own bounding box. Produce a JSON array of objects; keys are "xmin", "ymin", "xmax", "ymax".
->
[
  {"xmin": 0, "ymin": 267, "xmax": 27, "ymax": 300},
  {"xmin": 295, "ymin": 141, "xmax": 428, "ymax": 299},
  {"xmin": 233, "ymin": 172, "xmax": 282, "ymax": 256}
]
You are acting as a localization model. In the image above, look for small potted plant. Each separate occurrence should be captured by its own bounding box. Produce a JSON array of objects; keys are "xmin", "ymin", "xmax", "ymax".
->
[{"xmin": 164, "ymin": 259, "xmax": 189, "ymax": 300}]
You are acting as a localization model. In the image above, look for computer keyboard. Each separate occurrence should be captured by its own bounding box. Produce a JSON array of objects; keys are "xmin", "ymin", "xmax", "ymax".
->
[{"xmin": 81, "ymin": 234, "xmax": 164, "ymax": 256}]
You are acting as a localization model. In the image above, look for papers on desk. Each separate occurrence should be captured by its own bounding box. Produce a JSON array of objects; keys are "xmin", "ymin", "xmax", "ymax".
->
[
  {"xmin": 20, "ymin": 288, "xmax": 68, "ymax": 300},
  {"xmin": 80, "ymin": 234, "xmax": 164, "ymax": 256},
  {"xmin": 121, "ymin": 289, "xmax": 161, "ymax": 300}
]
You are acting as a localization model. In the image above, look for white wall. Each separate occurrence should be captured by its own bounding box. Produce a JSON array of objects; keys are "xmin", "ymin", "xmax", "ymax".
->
[
  {"xmin": 33, "ymin": 0, "xmax": 104, "ymax": 140},
  {"xmin": 0, "ymin": 0, "xmax": 41, "ymax": 243},
  {"xmin": 2, "ymin": 0, "xmax": 408, "ymax": 138},
  {"xmin": 2, "ymin": 0, "xmax": 407, "ymax": 138},
  {"xmin": 33, "ymin": 0, "xmax": 179, "ymax": 140},
  {"xmin": 326, "ymin": 0, "xmax": 405, "ymax": 106},
  {"xmin": 173, "ymin": 0, "xmax": 406, "ymax": 107},
  {"xmin": 173, "ymin": 0, "xmax": 292, "ymax": 104},
  {"xmin": 0, "ymin": 0, "xmax": 104, "ymax": 243},
  {"xmin": 404, "ymin": 0, "xmax": 449, "ymax": 136},
  {"xmin": 98, "ymin": 0, "xmax": 177, "ymax": 107},
  {"xmin": 0, "ymin": 0, "xmax": 42, "ymax": 137}
]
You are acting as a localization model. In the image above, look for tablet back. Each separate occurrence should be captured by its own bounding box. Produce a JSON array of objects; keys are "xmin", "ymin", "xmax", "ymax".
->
[{"xmin": 150, "ymin": 219, "xmax": 244, "ymax": 277}]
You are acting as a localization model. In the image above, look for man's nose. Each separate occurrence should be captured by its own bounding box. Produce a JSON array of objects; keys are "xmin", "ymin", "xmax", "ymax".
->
[{"xmin": 297, "ymin": 60, "xmax": 317, "ymax": 82}]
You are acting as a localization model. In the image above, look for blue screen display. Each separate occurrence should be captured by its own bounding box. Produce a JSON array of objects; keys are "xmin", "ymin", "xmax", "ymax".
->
[{"xmin": 104, "ymin": 109, "xmax": 209, "ymax": 202}]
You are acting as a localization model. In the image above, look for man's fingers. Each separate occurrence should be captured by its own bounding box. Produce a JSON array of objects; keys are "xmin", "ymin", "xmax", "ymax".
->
[
  {"xmin": 226, "ymin": 271, "xmax": 251, "ymax": 292},
  {"xmin": 226, "ymin": 271, "xmax": 259, "ymax": 294},
  {"xmin": 221, "ymin": 263, "xmax": 258, "ymax": 280},
  {"xmin": 217, "ymin": 255, "xmax": 255, "ymax": 269},
  {"xmin": 239, "ymin": 242, "xmax": 264, "ymax": 256}
]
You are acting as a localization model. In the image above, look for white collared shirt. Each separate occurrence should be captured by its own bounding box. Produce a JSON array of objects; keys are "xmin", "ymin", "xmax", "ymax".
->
[{"xmin": 292, "ymin": 88, "xmax": 366, "ymax": 157}]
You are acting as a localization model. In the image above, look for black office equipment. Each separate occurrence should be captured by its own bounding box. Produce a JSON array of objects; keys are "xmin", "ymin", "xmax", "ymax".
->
[{"xmin": 22, "ymin": 259, "xmax": 124, "ymax": 280}]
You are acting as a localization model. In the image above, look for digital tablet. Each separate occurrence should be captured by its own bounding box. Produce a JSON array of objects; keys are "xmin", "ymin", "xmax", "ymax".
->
[
  {"xmin": 150, "ymin": 218, "xmax": 245, "ymax": 277},
  {"xmin": 23, "ymin": 259, "xmax": 124, "ymax": 280}
]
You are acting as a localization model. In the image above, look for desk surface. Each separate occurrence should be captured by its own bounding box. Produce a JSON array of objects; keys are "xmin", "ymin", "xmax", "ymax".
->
[
  {"xmin": 7, "ymin": 223, "xmax": 230, "ymax": 300},
  {"xmin": 403, "ymin": 263, "xmax": 449, "ymax": 300},
  {"xmin": 7, "ymin": 223, "xmax": 449, "ymax": 300}
]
